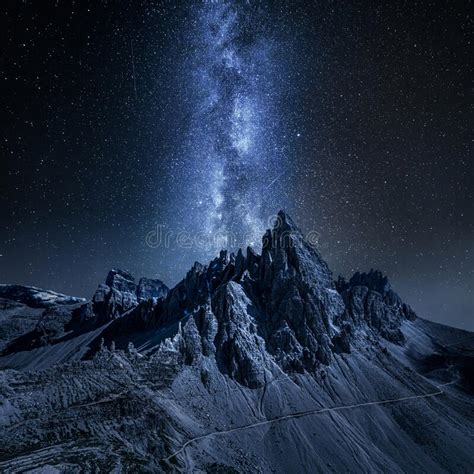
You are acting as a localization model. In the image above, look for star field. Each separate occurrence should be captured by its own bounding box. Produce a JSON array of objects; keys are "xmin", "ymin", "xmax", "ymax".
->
[{"xmin": 1, "ymin": 1, "xmax": 472, "ymax": 329}]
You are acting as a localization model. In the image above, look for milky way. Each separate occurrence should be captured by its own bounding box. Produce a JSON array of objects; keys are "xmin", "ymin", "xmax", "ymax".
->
[
  {"xmin": 171, "ymin": 1, "xmax": 286, "ymax": 250},
  {"xmin": 1, "ymin": 1, "xmax": 472, "ymax": 329}
]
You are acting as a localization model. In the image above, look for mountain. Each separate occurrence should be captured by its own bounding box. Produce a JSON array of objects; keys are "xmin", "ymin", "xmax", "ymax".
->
[
  {"xmin": 0, "ymin": 285, "xmax": 86, "ymax": 355},
  {"xmin": 0, "ymin": 211, "xmax": 472, "ymax": 473}
]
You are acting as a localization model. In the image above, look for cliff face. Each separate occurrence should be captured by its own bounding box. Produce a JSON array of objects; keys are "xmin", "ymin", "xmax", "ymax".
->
[{"xmin": 0, "ymin": 212, "xmax": 472, "ymax": 473}]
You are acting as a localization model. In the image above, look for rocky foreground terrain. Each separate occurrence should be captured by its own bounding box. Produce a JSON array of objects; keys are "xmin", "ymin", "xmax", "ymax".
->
[{"xmin": 0, "ymin": 212, "xmax": 472, "ymax": 473}]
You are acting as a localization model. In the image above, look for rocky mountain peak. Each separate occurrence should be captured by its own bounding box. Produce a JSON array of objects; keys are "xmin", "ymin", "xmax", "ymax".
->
[
  {"xmin": 28, "ymin": 213, "xmax": 419, "ymax": 389},
  {"xmin": 87, "ymin": 270, "xmax": 169, "ymax": 323},
  {"xmin": 336, "ymin": 269, "xmax": 416, "ymax": 344},
  {"xmin": 105, "ymin": 269, "xmax": 137, "ymax": 293},
  {"xmin": 136, "ymin": 277, "xmax": 168, "ymax": 302},
  {"xmin": 260, "ymin": 210, "xmax": 334, "ymax": 291},
  {"xmin": 349, "ymin": 269, "xmax": 391, "ymax": 294},
  {"xmin": 92, "ymin": 212, "xmax": 419, "ymax": 385}
]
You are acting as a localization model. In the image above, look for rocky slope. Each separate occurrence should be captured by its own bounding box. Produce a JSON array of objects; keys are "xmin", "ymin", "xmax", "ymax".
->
[
  {"xmin": 0, "ymin": 211, "xmax": 472, "ymax": 473},
  {"xmin": 0, "ymin": 285, "xmax": 86, "ymax": 354}
]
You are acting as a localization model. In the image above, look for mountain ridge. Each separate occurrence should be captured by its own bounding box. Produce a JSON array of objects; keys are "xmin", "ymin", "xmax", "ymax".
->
[{"xmin": 0, "ymin": 211, "xmax": 472, "ymax": 472}]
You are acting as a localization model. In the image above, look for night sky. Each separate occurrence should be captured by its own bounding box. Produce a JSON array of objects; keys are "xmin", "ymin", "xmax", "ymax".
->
[{"xmin": 1, "ymin": 1, "xmax": 472, "ymax": 330}]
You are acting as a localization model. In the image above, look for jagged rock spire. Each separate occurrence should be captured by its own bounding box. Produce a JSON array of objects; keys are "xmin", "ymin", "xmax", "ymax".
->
[
  {"xmin": 260, "ymin": 210, "xmax": 334, "ymax": 290},
  {"xmin": 81, "ymin": 211, "xmax": 418, "ymax": 387}
]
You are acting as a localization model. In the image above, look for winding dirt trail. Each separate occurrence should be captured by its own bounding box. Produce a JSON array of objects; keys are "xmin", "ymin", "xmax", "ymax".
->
[{"xmin": 163, "ymin": 379, "xmax": 458, "ymax": 465}]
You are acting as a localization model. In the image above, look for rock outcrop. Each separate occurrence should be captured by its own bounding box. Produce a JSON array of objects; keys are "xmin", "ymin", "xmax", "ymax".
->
[
  {"xmin": 137, "ymin": 277, "xmax": 169, "ymax": 302},
  {"xmin": 336, "ymin": 269, "xmax": 417, "ymax": 344},
  {"xmin": 76, "ymin": 270, "xmax": 169, "ymax": 325}
]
